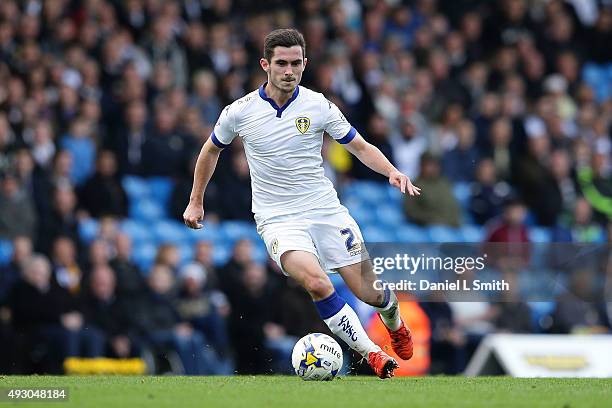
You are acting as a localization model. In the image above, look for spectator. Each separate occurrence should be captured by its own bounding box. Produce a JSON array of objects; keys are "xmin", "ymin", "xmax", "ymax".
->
[
  {"xmin": 485, "ymin": 199, "xmax": 530, "ymax": 243},
  {"xmin": 350, "ymin": 114, "xmax": 394, "ymax": 181},
  {"xmin": 51, "ymin": 237, "xmax": 83, "ymax": 296},
  {"xmin": 143, "ymin": 17, "xmax": 187, "ymax": 89},
  {"xmin": 83, "ymin": 265, "xmax": 140, "ymax": 358},
  {"xmin": 110, "ymin": 232, "xmax": 147, "ymax": 297},
  {"xmin": 514, "ymin": 135, "xmax": 562, "ymax": 226},
  {"xmin": 190, "ymin": 70, "xmax": 221, "ymax": 126},
  {"xmin": 170, "ymin": 154, "xmax": 221, "ymax": 223},
  {"xmin": 10, "ymin": 255, "xmax": 103, "ymax": 373},
  {"xmin": 0, "ymin": 235, "xmax": 32, "ymax": 304},
  {"xmin": 226, "ymin": 262, "xmax": 292, "ymax": 374},
  {"xmin": 109, "ymin": 100, "xmax": 148, "ymax": 176},
  {"xmin": 36, "ymin": 186, "xmax": 80, "ymax": 254},
  {"xmin": 175, "ymin": 262, "xmax": 232, "ymax": 373},
  {"xmin": 577, "ymin": 152, "xmax": 612, "ymax": 224},
  {"xmin": 127, "ymin": 264, "xmax": 212, "ymax": 375},
  {"xmin": 550, "ymin": 148, "xmax": 579, "ymax": 223},
  {"xmin": 192, "ymin": 240, "xmax": 221, "ymax": 290},
  {"xmin": 79, "ymin": 150, "xmax": 128, "ymax": 218},
  {"xmin": 154, "ymin": 243, "xmax": 181, "ymax": 275},
  {"xmin": 390, "ymin": 115, "xmax": 428, "ymax": 180},
  {"xmin": 553, "ymin": 198, "xmax": 604, "ymax": 243},
  {"xmin": 487, "ymin": 116, "xmax": 514, "ymax": 181},
  {"xmin": 441, "ymin": 119, "xmax": 480, "ymax": 182},
  {"xmin": 220, "ymin": 239, "xmax": 254, "ymax": 295},
  {"xmin": 420, "ymin": 293, "xmax": 467, "ymax": 374},
  {"xmin": 0, "ymin": 172, "xmax": 37, "ymax": 240},
  {"xmin": 59, "ymin": 118, "xmax": 96, "ymax": 186},
  {"xmin": 219, "ymin": 151, "xmax": 253, "ymax": 221},
  {"xmin": 485, "ymin": 199, "xmax": 530, "ymax": 270},
  {"xmin": 182, "ymin": 23, "xmax": 214, "ymax": 80},
  {"xmin": 141, "ymin": 103, "xmax": 190, "ymax": 177},
  {"xmin": 11, "ymin": 148, "xmax": 46, "ymax": 218},
  {"xmin": 404, "ymin": 153, "xmax": 462, "ymax": 227},
  {"xmin": 469, "ymin": 158, "xmax": 513, "ymax": 225},
  {"xmin": 550, "ymin": 269, "xmax": 611, "ymax": 334},
  {"xmin": 86, "ymin": 239, "xmax": 113, "ymax": 272}
]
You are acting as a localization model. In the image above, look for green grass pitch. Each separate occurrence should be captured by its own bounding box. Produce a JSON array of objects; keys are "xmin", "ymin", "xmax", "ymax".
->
[{"xmin": 0, "ymin": 376, "xmax": 610, "ymax": 408}]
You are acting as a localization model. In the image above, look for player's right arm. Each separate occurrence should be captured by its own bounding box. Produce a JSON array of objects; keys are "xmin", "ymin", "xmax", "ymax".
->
[
  {"xmin": 183, "ymin": 137, "xmax": 223, "ymax": 229},
  {"xmin": 184, "ymin": 104, "xmax": 238, "ymax": 229}
]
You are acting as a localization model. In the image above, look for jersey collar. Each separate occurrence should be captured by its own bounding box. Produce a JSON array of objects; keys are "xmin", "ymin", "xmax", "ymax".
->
[{"xmin": 258, "ymin": 82, "xmax": 299, "ymax": 118}]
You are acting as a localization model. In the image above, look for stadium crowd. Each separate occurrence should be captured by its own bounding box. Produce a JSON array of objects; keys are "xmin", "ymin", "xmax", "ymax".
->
[{"xmin": 0, "ymin": 0, "xmax": 611, "ymax": 375}]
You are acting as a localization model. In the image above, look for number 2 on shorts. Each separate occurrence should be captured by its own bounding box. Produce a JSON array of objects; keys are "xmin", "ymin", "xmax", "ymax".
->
[{"xmin": 340, "ymin": 228, "xmax": 355, "ymax": 251}]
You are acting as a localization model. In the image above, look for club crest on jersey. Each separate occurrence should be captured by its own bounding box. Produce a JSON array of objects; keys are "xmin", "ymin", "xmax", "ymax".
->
[{"xmin": 295, "ymin": 117, "xmax": 310, "ymax": 134}]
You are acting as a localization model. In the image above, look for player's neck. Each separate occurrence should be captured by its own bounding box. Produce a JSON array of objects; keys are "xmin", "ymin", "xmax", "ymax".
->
[{"xmin": 264, "ymin": 82, "xmax": 294, "ymax": 107}]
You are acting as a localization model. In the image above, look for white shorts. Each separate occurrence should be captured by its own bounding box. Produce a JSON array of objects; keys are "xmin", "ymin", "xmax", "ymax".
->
[{"xmin": 258, "ymin": 209, "xmax": 370, "ymax": 275}]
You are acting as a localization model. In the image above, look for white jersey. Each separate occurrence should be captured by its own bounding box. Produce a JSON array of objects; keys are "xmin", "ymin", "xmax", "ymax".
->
[{"xmin": 212, "ymin": 84, "xmax": 357, "ymax": 226}]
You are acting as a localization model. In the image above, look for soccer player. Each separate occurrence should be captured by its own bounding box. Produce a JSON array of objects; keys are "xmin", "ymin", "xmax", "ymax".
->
[{"xmin": 184, "ymin": 29, "xmax": 421, "ymax": 378}]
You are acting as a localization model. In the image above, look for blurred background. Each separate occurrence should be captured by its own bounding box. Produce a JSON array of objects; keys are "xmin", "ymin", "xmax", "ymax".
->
[{"xmin": 0, "ymin": 0, "xmax": 611, "ymax": 376}]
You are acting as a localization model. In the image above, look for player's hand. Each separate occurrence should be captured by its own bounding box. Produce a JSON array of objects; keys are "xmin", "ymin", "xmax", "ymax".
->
[
  {"xmin": 389, "ymin": 170, "xmax": 421, "ymax": 196},
  {"xmin": 183, "ymin": 201, "xmax": 204, "ymax": 229}
]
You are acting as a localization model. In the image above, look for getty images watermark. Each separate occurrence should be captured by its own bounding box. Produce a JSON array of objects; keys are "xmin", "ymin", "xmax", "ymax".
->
[
  {"xmin": 360, "ymin": 242, "xmax": 612, "ymax": 302},
  {"xmin": 370, "ymin": 252, "xmax": 509, "ymax": 292}
]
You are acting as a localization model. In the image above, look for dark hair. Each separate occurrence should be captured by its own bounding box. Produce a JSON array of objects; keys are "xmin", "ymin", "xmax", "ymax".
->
[{"xmin": 263, "ymin": 29, "xmax": 306, "ymax": 62}]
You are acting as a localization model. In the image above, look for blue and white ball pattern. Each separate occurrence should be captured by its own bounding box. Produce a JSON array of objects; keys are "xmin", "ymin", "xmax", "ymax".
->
[{"xmin": 291, "ymin": 333, "xmax": 343, "ymax": 381}]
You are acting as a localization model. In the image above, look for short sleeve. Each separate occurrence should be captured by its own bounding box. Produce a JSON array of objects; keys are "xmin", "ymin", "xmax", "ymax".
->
[
  {"xmin": 211, "ymin": 104, "xmax": 237, "ymax": 148},
  {"xmin": 322, "ymin": 98, "xmax": 356, "ymax": 144}
]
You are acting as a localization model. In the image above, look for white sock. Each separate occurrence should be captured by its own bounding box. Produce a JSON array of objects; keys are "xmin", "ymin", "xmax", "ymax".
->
[
  {"xmin": 315, "ymin": 291, "xmax": 380, "ymax": 357},
  {"xmin": 373, "ymin": 287, "xmax": 402, "ymax": 331},
  {"xmin": 324, "ymin": 304, "xmax": 380, "ymax": 357}
]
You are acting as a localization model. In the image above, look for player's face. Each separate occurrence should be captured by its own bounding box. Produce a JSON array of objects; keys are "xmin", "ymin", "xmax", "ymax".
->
[{"xmin": 261, "ymin": 45, "xmax": 307, "ymax": 94}]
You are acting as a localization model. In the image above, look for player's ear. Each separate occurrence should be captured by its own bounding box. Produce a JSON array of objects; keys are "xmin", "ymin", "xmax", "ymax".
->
[
  {"xmin": 303, "ymin": 57, "xmax": 308, "ymax": 69},
  {"xmin": 260, "ymin": 58, "xmax": 269, "ymax": 72}
]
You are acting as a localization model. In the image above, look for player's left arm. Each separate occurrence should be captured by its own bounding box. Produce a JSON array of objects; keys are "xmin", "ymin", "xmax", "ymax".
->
[{"xmin": 343, "ymin": 134, "xmax": 421, "ymax": 196}]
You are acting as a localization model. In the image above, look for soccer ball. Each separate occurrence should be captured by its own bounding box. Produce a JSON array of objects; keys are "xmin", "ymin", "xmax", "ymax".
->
[{"xmin": 291, "ymin": 333, "xmax": 343, "ymax": 381}]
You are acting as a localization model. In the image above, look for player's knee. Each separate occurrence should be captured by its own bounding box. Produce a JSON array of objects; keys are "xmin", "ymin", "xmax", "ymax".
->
[{"xmin": 303, "ymin": 275, "xmax": 334, "ymax": 299}]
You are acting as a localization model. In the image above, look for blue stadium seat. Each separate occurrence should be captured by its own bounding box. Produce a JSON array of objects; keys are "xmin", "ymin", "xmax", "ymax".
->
[
  {"xmin": 122, "ymin": 176, "xmax": 150, "ymax": 202},
  {"xmin": 396, "ymin": 224, "xmax": 429, "ymax": 243},
  {"xmin": 582, "ymin": 63, "xmax": 609, "ymax": 102},
  {"xmin": 346, "ymin": 181, "xmax": 387, "ymax": 205},
  {"xmin": 212, "ymin": 243, "xmax": 231, "ymax": 266},
  {"xmin": 129, "ymin": 198, "xmax": 165, "ymax": 222},
  {"xmin": 178, "ymin": 244, "xmax": 195, "ymax": 266},
  {"xmin": 452, "ymin": 182, "xmax": 472, "ymax": 209},
  {"xmin": 362, "ymin": 225, "xmax": 396, "ymax": 242},
  {"xmin": 78, "ymin": 218, "xmax": 99, "ymax": 244},
  {"xmin": 219, "ymin": 221, "xmax": 257, "ymax": 242},
  {"xmin": 385, "ymin": 184, "xmax": 403, "ymax": 205},
  {"xmin": 147, "ymin": 177, "xmax": 174, "ymax": 210},
  {"xmin": 119, "ymin": 219, "xmax": 151, "ymax": 244},
  {"xmin": 0, "ymin": 240, "xmax": 13, "ymax": 266},
  {"xmin": 344, "ymin": 198, "xmax": 374, "ymax": 225},
  {"xmin": 459, "ymin": 225, "xmax": 484, "ymax": 242},
  {"xmin": 132, "ymin": 242, "xmax": 158, "ymax": 273},
  {"xmin": 528, "ymin": 227, "xmax": 551, "ymax": 243},
  {"xmin": 186, "ymin": 223, "xmax": 222, "ymax": 243},
  {"xmin": 427, "ymin": 225, "xmax": 461, "ymax": 242},
  {"xmin": 252, "ymin": 242, "xmax": 269, "ymax": 264},
  {"xmin": 591, "ymin": 225, "xmax": 607, "ymax": 243},
  {"xmin": 524, "ymin": 211, "xmax": 537, "ymax": 226},
  {"xmin": 152, "ymin": 219, "xmax": 189, "ymax": 244},
  {"xmin": 375, "ymin": 204, "xmax": 405, "ymax": 227},
  {"xmin": 527, "ymin": 301, "xmax": 556, "ymax": 332}
]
